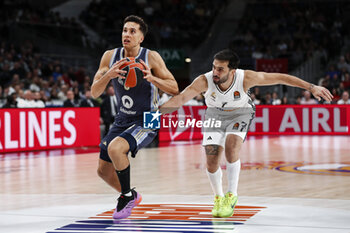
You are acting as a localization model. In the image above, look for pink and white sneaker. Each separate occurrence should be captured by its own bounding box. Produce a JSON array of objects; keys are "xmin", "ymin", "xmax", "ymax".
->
[{"xmin": 112, "ymin": 189, "xmax": 142, "ymax": 219}]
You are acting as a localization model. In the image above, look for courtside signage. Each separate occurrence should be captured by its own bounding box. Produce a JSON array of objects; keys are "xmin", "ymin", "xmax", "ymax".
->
[
  {"xmin": 159, "ymin": 105, "xmax": 350, "ymax": 142},
  {"xmin": 251, "ymin": 105, "xmax": 349, "ymax": 134},
  {"xmin": 0, "ymin": 108, "xmax": 100, "ymax": 153}
]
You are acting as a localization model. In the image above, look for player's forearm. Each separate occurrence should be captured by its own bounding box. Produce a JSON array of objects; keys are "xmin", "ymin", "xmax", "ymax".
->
[
  {"xmin": 278, "ymin": 74, "xmax": 314, "ymax": 91},
  {"xmin": 150, "ymin": 77, "xmax": 179, "ymax": 96},
  {"xmin": 91, "ymin": 74, "xmax": 111, "ymax": 98},
  {"xmin": 159, "ymin": 95, "xmax": 184, "ymax": 114}
]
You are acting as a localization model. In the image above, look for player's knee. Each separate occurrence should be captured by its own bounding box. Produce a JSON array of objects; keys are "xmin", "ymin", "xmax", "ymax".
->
[
  {"xmin": 225, "ymin": 148, "xmax": 240, "ymax": 162},
  {"xmin": 206, "ymin": 162, "xmax": 220, "ymax": 173},
  {"xmin": 206, "ymin": 158, "xmax": 220, "ymax": 171},
  {"xmin": 107, "ymin": 137, "xmax": 129, "ymax": 157},
  {"xmin": 226, "ymin": 148, "xmax": 238, "ymax": 156},
  {"xmin": 206, "ymin": 159, "xmax": 218, "ymax": 166}
]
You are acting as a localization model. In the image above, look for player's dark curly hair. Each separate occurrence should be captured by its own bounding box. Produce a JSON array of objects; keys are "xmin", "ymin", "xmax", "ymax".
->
[
  {"xmin": 124, "ymin": 15, "xmax": 148, "ymax": 36},
  {"xmin": 214, "ymin": 49, "xmax": 240, "ymax": 69}
]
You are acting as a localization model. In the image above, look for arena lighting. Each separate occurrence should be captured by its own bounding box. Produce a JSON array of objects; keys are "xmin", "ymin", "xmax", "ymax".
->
[{"xmin": 185, "ymin": 57, "xmax": 191, "ymax": 63}]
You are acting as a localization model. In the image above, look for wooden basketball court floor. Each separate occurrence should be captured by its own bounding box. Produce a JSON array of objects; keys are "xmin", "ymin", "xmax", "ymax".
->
[{"xmin": 0, "ymin": 135, "xmax": 349, "ymax": 233}]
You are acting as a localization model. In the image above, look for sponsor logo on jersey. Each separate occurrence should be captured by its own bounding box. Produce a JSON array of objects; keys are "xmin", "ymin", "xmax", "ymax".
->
[
  {"xmin": 119, "ymin": 95, "xmax": 137, "ymax": 114},
  {"xmin": 121, "ymin": 95, "xmax": 133, "ymax": 109},
  {"xmin": 210, "ymin": 92, "xmax": 216, "ymax": 101},
  {"xmin": 234, "ymin": 91, "xmax": 241, "ymax": 100}
]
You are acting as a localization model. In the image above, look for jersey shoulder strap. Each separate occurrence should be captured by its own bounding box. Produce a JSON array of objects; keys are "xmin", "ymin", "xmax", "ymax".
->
[{"xmin": 109, "ymin": 47, "xmax": 123, "ymax": 68}]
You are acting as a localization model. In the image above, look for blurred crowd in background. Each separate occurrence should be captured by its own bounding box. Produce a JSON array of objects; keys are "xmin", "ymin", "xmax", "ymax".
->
[
  {"xmin": 230, "ymin": 1, "xmax": 349, "ymax": 70},
  {"xmin": 1, "ymin": 37, "xmax": 349, "ymax": 110},
  {"xmin": 80, "ymin": 0, "xmax": 226, "ymax": 49}
]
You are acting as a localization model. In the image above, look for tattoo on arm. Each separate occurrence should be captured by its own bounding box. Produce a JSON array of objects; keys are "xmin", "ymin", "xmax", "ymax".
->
[
  {"xmin": 205, "ymin": 145, "xmax": 219, "ymax": 155},
  {"xmin": 100, "ymin": 70, "xmax": 107, "ymax": 76}
]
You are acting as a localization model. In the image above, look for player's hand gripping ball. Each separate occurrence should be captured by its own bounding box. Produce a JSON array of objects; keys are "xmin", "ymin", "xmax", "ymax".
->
[{"xmin": 119, "ymin": 57, "xmax": 146, "ymax": 88}]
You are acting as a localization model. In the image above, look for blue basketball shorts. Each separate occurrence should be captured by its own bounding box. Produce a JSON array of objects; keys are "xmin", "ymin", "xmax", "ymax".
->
[{"xmin": 99, "ymin": 120, "xmax": 158, "ymax": 162}]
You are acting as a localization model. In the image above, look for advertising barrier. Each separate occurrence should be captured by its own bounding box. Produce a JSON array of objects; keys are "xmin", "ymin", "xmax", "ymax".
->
[
  {"xmin": 0, "ymin": 108, "xmax": 100, "ymax": 153},
  {"xmin": 2, "ymin": 106, "xmax": 348, "ymax": 151},
  {"xmin": 159, "ymin": 105, "xmax": 350, "ymax": 142}
]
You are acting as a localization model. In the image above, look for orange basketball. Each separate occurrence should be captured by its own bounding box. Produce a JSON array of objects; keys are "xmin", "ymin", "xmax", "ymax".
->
[{"xmin": 119, "ymin": 57, "xmax": 146, "ymax": 88}]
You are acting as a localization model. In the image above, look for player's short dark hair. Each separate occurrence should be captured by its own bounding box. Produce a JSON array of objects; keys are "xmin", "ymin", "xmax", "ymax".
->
[
  {"xmin": 214, "ymin": 49, "xmax": 240, "ymax": 69},
  {"xmin": 124, "ymin": 15, "xmax": 148, "ymax": 36}
]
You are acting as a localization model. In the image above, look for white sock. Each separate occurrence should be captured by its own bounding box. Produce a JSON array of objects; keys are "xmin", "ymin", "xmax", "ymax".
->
[
  {"xmin": 226, "ymin": 159, "xmax": 241, "ymax": 196},
  {"xmin": 206, "ymin": 167, "xmax": 224, "ymax": 197}
]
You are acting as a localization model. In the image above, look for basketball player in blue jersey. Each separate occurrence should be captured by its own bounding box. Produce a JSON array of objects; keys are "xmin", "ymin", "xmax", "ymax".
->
[
  {"xmin": 91, "ymin": 15, "xmax": 178, "ymax": 219},
  {"xmin": 160, "ymin": 49, "xmax": 333, "ymax": 218}
]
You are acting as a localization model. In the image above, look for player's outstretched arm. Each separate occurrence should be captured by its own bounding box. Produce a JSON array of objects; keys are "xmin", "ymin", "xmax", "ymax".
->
[
  {"xmin": 91, "ymin": 50, "xmax": 127, "ymax": 98},
  {"xmin": 243, "ymin": 70, "xmax": 333, "ymax": 102},
  {"xmin": 159, "ymin": 75, "xmax": 208, "ymax": 114},
  {"xmin": 140, "ymin": 51, "xmax": 179, "ymax": 96}
]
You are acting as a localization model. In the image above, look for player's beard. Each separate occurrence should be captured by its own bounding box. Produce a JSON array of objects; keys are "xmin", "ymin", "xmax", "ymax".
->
[{"xmin": 213, "ymin": 73, "xmax": 229, "ymax": 85}]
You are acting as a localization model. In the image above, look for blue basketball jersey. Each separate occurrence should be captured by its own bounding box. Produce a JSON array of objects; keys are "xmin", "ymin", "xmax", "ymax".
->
[{"xmin": 109, "ymin": 47, "xmax": 159, "ymax": 122}]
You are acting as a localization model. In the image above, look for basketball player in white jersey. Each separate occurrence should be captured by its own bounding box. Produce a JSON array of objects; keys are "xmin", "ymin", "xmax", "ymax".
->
[{"xmin": 160, "ymin": 49, "xmax": 333, "ymax": 218}]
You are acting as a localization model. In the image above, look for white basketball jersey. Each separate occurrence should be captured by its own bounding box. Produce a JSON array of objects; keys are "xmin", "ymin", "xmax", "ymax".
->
[{"xmin": 203, "ymin": 69, "xmax": 254, "ymax": 111}]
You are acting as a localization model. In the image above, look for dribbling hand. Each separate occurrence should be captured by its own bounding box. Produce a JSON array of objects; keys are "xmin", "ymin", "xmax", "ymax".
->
[
  {"xmin": 139, "ymin": 59, "xmax": 154, "ymax": 83},
  {"xmin": 107, "ymin": 58, "xmax": 127, "ymax": 79}
]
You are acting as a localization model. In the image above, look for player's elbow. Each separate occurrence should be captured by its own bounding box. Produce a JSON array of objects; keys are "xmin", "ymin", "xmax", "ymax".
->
[
  {"xmin": 168, "ymin": 84, "xmax": 179, "ymax": 96},
  {"xmin": 90, "ymin": 88, "xmax": 100, "ymax": 99},
  {"xmin": 91, "ymin": 93, "xmax": 98, "ymax": 99},
  {"xmin": 169, "ymin": 88, "xmax": 179, "ymax": 96}
]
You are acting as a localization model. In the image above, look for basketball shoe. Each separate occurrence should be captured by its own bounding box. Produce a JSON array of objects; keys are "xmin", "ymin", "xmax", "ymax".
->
[
  {"xmin": 219, "ymin": 192, "xmax": 237, "ymax": 218},
  {"xmin": 211, "ymin": 195, "xmax": 224, "ymax": 217},
  {"xmin": 113, "ymin": 189, "xmax": 142, "ymax": 219}
]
